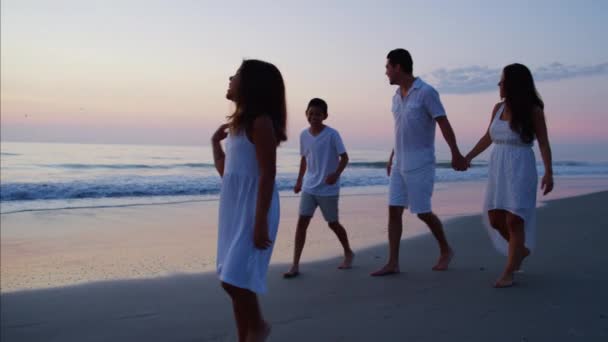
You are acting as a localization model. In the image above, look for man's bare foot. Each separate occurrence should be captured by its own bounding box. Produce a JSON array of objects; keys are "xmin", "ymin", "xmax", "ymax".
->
[
  {"xmin": 247, "ymin": 321, "xmax": 271, "ymax": 342},
  {"xmin": 283, "ymin": 266, "xmax": 300, "ymax": 279},
  {"xmin": 432, "ymin": 249, "xmax": 454, "ymax": 271},
  {"xmin": 338, "ymin": 251, "xmax": 355, "ymax": 269},
  {"xmin": 494, "ymin": 274, "xmax": 515, "ymax": 288},
  {"xmin": 370, "ymin": 264, "xmax": 400, "ymax": 276},
  {"xmin": 515, "ymin": 247, "xmax": 531, "ymax": 272}
]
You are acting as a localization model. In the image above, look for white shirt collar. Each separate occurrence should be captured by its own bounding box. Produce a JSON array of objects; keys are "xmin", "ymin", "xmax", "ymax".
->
[{"xmin": 394, "ymin": 77, "xmax": 422, "ymax": 96}]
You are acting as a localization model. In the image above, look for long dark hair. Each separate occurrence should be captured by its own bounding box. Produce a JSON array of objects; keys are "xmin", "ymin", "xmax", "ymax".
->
[
  {"xmin": 503, "ymin": 63, "xmax": 544, "ymax": 144},
  {"xmin": 227, "ymin": 59, "xmax": 287, "ymax": 144}
]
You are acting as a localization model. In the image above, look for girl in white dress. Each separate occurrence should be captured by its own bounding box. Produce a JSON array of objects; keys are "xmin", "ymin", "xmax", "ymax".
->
[
  {"xmin": 212, "ymin": 59, "xmax": 287, "ymax": 342},
  {"xmin": 465, "ymin": 63, "xmax": 554, "ymax": 288}
]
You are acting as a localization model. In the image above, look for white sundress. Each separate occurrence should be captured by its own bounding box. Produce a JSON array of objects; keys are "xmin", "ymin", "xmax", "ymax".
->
[
  {"xmin": 216, "ymin": 131, "xmax": 280, "ymax": 294},
  {"xmin": 484, "ymin": 103, "xmax": 538, "ymax": 256}
]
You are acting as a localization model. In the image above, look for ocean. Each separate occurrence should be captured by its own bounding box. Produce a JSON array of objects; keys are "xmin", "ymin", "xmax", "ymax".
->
[{"xmin": 2, "ymin": 141, "xmax": 608, "ymax": 214}]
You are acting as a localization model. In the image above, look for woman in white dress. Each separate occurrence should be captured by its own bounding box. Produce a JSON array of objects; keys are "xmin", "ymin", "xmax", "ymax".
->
[
  {"xmin": 465, "ymin": 63, "xmax": 554, "ymax": 288},
  {"xmin": 211, "ymin": 59, "xmax": 287, "ymax": 341}
]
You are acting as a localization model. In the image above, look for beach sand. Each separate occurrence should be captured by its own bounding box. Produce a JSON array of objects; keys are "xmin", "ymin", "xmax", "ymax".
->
[{"xmin": 2, "ymin": 178, "xmax": 608, "ymax": 341}]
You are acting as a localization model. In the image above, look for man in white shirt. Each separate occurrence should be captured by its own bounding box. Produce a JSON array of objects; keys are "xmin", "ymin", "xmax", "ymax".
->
[
  {"xmin": 371, "ymin": 49, "xmax": 468, "ymax": 276},
  {"xmin": 284, "ymin": 98, "xmax": 354, "ymax": 278}
]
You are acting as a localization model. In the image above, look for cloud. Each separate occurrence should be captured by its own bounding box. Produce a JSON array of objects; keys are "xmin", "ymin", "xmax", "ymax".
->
[
  {"xmin": 535, "ymin": 62, "xmax": 608, "ymax": 81},
  {"xmin": 424, "ymin": 62, "xmax": 608, "ymax": 94}
]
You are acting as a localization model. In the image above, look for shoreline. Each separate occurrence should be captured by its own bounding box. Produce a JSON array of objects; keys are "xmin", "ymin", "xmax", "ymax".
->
[
  {"xmin": 2, "ymin": 176, "xmax": 608, "ymax": 293},
  {"xmin": 2, "ymin": 175, "xmax": 607, "ymax": 215},
  {"xmin": 2, "ymin": 177, "xmax": 608, "ymax": 293}
]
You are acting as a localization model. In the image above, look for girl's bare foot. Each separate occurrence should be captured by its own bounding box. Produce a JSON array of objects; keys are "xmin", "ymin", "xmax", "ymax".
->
[
  {"xmin": 432, "ymin": 249, "xmax": 454, "ymax": 271},
  {"xmin": 338, "ymin": 251, "xmax": 355, "ymax": 269},
  {"xmin": 494, "ymin": 274, "xmax": 515, "ymax": 288},
  {"xmin": 283, "ymin": 266, "xmax": 300, "ymax": 279},
  {"xmin": 370, "ymin": 263, "xmax": 400, "ymax": 276}
]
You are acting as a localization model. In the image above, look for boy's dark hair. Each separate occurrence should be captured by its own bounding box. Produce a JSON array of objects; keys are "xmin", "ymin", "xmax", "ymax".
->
[
  {"xmin": 306, "ymin": 98, "xmax": 328, "ymax": 115},
  {"xmin": 387, "ymin": 49, "xmax": 413, "ymax": 74}
]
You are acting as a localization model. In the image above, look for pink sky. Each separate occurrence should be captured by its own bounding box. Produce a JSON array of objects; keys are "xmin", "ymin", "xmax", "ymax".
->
[{"xmin": 1, "ymin": 1, "xmax": 607, "ymax": 160}]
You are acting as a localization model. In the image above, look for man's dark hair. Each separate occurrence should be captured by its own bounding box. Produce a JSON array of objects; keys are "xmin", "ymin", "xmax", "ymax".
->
[{"xmin": 387, "ymin": 49, "xmax": 413, "ymax": 74}]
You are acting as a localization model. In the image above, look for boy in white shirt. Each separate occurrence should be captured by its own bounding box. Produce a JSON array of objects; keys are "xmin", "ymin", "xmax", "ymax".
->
[{"xmin": 283, "ymin": 98, "xmax": 354, "ymax": 278}]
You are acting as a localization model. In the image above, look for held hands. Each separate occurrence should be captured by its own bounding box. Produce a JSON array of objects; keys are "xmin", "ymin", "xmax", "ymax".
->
[
  {"xmin": 325, "ymin": 172, "xmax": 340, "ymax": 185},
  {"xmin": 541, "ymin": 173, "xmax": 554, "ymax": 195},
  {"xmin": 212, "ymin": 124, "xmax": 230, "ymax": 143},
  {"xmin": 465, "ymin": 155, "xmax": 473, "ymax": 169},
  {"xmin": 294, "ymin": 179, "xmax": 302, "ymax": 194},
  {"xmin": 451, "ymin": 152, "xmax": 469, "ymax": 171},
  {"xmin": 253, "ymin": 218, "xmax": 272, "ymax": 250}
]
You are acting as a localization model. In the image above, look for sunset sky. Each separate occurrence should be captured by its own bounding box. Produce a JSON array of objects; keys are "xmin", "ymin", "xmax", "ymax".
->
[{"xmin": 2, "ymin": 0, "xmax": 607, "ymax": 160}]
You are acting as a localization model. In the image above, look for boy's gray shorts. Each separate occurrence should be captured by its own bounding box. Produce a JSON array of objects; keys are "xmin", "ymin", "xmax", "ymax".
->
[{"xmin": 299, "ymin": 192, "xmax": 339, "ymax": 223}]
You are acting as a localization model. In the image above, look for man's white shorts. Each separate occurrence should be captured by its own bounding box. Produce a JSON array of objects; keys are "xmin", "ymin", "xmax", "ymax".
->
[{"xmin": 388, "ymin": 163, "xmax": 435, "ymax": 214}]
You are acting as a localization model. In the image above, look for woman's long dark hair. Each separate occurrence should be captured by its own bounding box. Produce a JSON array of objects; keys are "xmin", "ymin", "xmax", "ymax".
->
[
  {"xmin": 227, "ymin": 59, "xmax": 287, "ymax": 144},
  {"xmin": 503, "ymin": 63, "xmax": 544, "ymax": 144}
]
